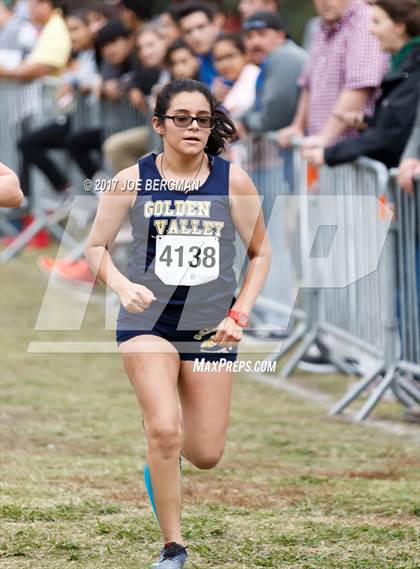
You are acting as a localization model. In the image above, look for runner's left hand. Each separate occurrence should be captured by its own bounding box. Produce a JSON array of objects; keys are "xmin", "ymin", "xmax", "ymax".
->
[{"xmin": 213, "ymin": 317, "xmax": 243, "ymax": 347}]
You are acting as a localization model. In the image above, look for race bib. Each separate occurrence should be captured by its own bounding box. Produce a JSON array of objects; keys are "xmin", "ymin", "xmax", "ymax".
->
[{"xmin": 155, "ymin": 235, "xmax": 220, "ymax": 286}]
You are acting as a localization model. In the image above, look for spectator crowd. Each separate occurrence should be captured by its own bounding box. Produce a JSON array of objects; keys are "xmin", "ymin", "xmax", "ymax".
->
[{"xmin": 0, "ymin": 0, "xmax": 419, "ymax": 247}]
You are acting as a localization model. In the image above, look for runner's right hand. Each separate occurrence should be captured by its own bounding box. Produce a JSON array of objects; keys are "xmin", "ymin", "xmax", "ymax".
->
[{"xmin": 118, "ymin": 281, "xmax": 156, "ymax": 313}]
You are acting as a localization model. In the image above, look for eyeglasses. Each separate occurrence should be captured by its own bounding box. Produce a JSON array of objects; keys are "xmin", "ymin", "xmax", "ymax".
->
[{"xmin": 160, "ymin": 115, "xmax": 215, "ymax": 128}]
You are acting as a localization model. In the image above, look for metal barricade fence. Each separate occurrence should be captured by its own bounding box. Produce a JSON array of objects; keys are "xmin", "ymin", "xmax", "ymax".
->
[
  {"xmin": 0, "ymin": 79, "xmax": 148, "ymax": 178},
  {"xmin": 0, "ymin": 80, "xmax": 148, "ymax": 262},
  {"xmin": 232, "ymin": 135, "xmax": 409, "ymax": 420},
  {"xmin": 0, "ymin": 79, "xmax": 65, "ymax": 243},
  {"xmin": 99, "ymin": 97, "xmax": 148, "ymax": 140},
  {"xmin": 316, "ymin": 159, "xmax": 395, "ymax": 362},
  {"xmin": 299, "ymin": 158, "xmax": 400, "ymax": 421},
  {"xmin": 0, "ymin": 79, "xmax": 58, "ymax": 173},
  {"xmin": 387, "ymin": 173, "xmax": 420, "ymax": 408},
  {"xmin": 258, "ymin": 138, "xmax": 418, "ymax": 420},
  {"xmin": 228, "ymin": 135, "xmax": 307, "ymax": 350},
  {"xmin": 69, "ymin": 90, "xmax": 101, "ymax": 134}
]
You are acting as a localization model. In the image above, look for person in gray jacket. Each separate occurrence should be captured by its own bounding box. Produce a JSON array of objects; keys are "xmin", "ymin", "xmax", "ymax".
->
[
  {"xmin": 398, "ymin": 95, "xmax": 420, "ymax": 194},
  {"xmin": 236, "ymin": 11, "xmax": 307, "ymax": 136}
]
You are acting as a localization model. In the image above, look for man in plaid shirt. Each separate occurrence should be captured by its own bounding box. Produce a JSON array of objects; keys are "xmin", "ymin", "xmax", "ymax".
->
[{"xmin": 278, "ymin": 0, "xmax": 388, "ymax": 149}]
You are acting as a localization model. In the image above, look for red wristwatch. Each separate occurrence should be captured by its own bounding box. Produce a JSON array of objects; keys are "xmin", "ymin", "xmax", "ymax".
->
[{"xmin": 228, "ymin": 309, "xmax": 249, "ymax": 328}]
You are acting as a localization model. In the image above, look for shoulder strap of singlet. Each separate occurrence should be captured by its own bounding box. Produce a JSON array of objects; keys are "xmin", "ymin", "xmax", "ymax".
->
[
  {"xmin": 138, "ymin": 152, "xmax": 156, "ymax": 181},
  {"xmin": 209, "ymin": 154, "xmax": 230, "ymax": 195},
  {"xmin": 136, "ymin": 152, "xmax": 230, "ymax": 195}
]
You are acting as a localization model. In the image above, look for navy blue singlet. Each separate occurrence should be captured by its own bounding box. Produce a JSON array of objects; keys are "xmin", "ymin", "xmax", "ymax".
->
[{"xmin": 116, "ymin": 152, "xmax": 238, "ymax": 333}]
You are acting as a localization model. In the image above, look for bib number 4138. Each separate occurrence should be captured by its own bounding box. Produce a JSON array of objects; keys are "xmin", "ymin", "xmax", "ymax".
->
[{"xmin": 155, "ymin": 235, "xmax": 220, "ymax": 286}]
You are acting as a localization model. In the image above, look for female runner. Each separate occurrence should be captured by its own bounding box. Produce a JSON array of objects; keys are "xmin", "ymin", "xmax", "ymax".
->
[{"xmin": 84, "ymin": 79, "xmax": 271, "ymax": 568}]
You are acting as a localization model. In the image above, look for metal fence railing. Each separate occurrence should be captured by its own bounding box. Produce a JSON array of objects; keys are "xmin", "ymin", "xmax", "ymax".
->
[
  {"xmin": 0, "ymin": 79, "xmax": 148, "ymax": 172},
  {"xmin": 228, "ymin": 136, "xmax": 306, "ymax": 351},
  {"xmin": 386, "ymin": 175, "xmax": 420, "ymax": 410},
  {"xmin": 0, "ymin": 79, "xmax": 58, "ymax": 173},
  {"xmin": 317, "ymin": 159, "xmax": 398, "ymax": 420},
  {"xmin": 0, "ymin": 79, "xmax": 147, "ymax": 262},
  {"xmin": 229, "ymin": 135, "xmax": 419, "ymax": 421}
]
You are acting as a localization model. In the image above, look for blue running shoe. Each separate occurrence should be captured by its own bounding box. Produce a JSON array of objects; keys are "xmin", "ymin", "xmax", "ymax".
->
[{"xmin": 150, "ymin": 542, "xmax": 188, "ymax": 568}]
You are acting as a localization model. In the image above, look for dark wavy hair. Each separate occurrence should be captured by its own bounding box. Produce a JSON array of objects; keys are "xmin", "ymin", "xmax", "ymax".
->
[
  {"xmin": 374, "ymin": 0, "xmax": 420, "ymax": 37},
  {"xmin": 174, "ymin": 1, "xmax": 215, "ymax": 23},
  {"xmin": 153, "ymin": 79, "xmax": 237, "ymax": 155}
]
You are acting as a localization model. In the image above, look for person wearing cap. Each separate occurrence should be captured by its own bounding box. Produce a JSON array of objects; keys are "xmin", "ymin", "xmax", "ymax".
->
[
  {"xmin": 238, "ymin": 0, "xmax": 279, "ymax": 21},
  {"xmin": 237, "ymin": 11, "xmax": 306, "ymax": 135}
]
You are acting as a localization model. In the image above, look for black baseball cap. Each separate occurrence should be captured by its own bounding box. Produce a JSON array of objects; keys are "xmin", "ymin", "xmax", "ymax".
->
[{"xmin": 242, "ymin": 11, "xmax": 287, "ymax": 33}]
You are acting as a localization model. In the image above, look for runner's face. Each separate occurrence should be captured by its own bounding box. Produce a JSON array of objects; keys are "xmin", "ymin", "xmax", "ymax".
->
[{"xmin": 155, "ymin": 92, "xmax": 213, "ymax": 156}]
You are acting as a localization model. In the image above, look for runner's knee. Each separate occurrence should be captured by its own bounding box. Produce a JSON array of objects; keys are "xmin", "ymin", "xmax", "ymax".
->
[
  {"xmin": 189, "ymin": 448, "xmax": 224, "ymax": 470},
  {"xmin": 147, "ymin": 421, "xmax": 183, "ymax": 457}
]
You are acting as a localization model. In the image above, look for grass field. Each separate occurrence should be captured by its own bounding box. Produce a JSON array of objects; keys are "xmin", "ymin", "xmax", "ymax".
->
[{"xmin": 1, "ymin": 249, "xmax": 419, "ymax": 568}]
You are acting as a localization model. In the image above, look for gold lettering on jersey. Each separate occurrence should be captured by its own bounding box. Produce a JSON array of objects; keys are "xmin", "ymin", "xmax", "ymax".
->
[
  {"xmin": 213, "ymin": 222, "xmax": 224, "ymax": 238},
  {"xmin": 190, "ymin": 220, "xmax": 203, "ymax": 235},
  {"xmin": 202, "ymin": 221, "xmax": 215, "ymax": 236},
  {"xmin": 179, "ymin": 220, "xmax": 192, "ymax": 234},
  {"xmin": 145, "ymin": 200, "xmax": 211, "ymax": 218},
  {"xmin": 154, "ymin": 220, "xmax": 168, "ymax": 235},
  {"xmin": 167, "ymin": 219, "xmax": 179, "ymax": 234},
  {"xmin": 147, "ymin": 199, "xmax": 224, "ymax": 237}
]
